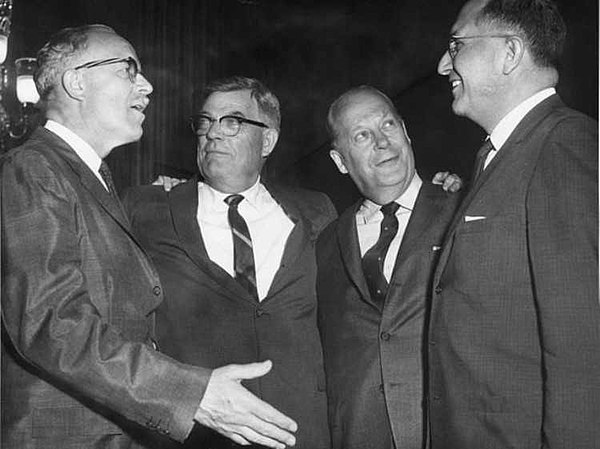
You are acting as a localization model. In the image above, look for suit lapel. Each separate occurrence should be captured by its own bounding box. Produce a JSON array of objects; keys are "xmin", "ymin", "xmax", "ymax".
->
[
  {"xmin": 261, "ymin": 184, "xmax": 311, "ymax": 299},
  {"xmin": 35, "ymin": 128, "xmax": 131, "ymax": 231},
  {"xmin": 389, "ymin": 183, "xmax": 444, "ymax": 282},
  {"xmin": 434, "ymin": 94, "xmax": 563, "ymax": 282},
  {"xmin": 336, "ymin": 201, "xmax": 373, "ymax": 304},
  {"xmin": 169, "ymin": 179, "xmax": 252, "ymax": 302}
]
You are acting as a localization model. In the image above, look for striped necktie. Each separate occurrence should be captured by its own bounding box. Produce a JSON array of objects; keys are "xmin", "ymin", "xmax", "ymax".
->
[
  {"xmin": 362, "ymin": 201, "xmax": 400, "ymax": 307},
  {"xmin": 225, "ymin": 194, "xmax": 258, "ymax": 300}
]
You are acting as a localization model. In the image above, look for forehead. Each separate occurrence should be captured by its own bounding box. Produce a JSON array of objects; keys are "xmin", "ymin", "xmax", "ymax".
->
[
  {"xmin": 338, "ymin": 92, "xmax": 396, "ymax": 130},
  {"xmin": 202, "ymin": 89, "xmax": 259, "ymax": 116},
  {"xmin": 84, "ymin": 30, "xmax": 138, "ymax": 62},
  {"xmin": 452, "ymin": 0, "xmax": 487, "ymax": 34}
]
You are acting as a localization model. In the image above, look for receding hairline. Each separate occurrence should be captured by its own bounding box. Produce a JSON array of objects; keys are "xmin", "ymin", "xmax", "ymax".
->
[{"xmin": 327, "ymin": 86, "xmax": 397, "ymax": 143}]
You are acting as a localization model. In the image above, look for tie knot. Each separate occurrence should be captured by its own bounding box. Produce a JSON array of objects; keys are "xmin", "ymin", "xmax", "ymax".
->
[
  {"xmin": 225, "ymin": 194, "xmax": 244, "ymax": 208},
  {"xmin": 380, "ymin": 201, "xmax": 400, "ymax": 217}
]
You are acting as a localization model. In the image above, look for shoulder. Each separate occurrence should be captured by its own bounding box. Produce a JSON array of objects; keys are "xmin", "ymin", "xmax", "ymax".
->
[
  {"xmin": 122, "ymin": 184, "xmax": 170, "ymax": 221},
  {"xmin": 266, "ymin": 183, "xmax": 337, "ymax": 232},
  {"xmin": 534, "ymin": 106, "xmax": 597, "ymax": 170},
  {"xmin": 418, "ymin": 181, "xmax": 463, "ymax": 213},
  {"xmin": 317, "ymin": 200, "xmax": 357, "ymax": 247}
]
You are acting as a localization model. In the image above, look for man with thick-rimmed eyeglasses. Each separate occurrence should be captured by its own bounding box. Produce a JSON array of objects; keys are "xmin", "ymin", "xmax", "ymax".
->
[
  {"xmin": 1, "ymin": 26, "xmax": 298, "ymax": 449},
  {"xmin": 429, "ymin": 0, "xmax": 599, "ymax": 447},
  {"xmin": 124, "ymin": 75, "xmax": 335, "ymax": 449}
]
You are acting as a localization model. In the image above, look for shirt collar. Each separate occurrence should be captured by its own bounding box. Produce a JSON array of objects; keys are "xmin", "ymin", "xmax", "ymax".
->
[
  {"xmin": 198, "ymin": 177, "xmax": 264, "ymax": 213},
  {"xmin": 357, "ymin": 172, "xmax": 422, "ymax": 224},
  {"xmin": 44, "ymin": 119, "xmax": 103, "ymax": 174},
  {"xmin": 490, "ymin": 87, "xmax": 555, "ymax": 150}
]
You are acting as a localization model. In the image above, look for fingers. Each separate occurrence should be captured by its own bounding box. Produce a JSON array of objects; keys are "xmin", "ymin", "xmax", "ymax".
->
[
  {"xmin": 151, "ymin": 175, "xmax": 187, "ymax": 191},
  {"xmin": 432, "ymin": 171, "xmax": 449, "ymax": 185},
  {"xmin": 444, "ymin": 174, "xmax": 463, "ymax": 192},
  {"xmin": 195, "ymin": 361, "xmax": 297, "ymax": 447},
  {"xmin": 225, "ymin": 360, "xmax": 273, "ymax": 380}
]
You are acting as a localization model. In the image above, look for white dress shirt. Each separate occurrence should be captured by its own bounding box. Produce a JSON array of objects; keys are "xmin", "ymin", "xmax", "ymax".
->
[
  {"xmin": 484, "ymin": 87, "xmax": 556, "ymax": 169},
  {"xmin": 196, "ymin": 179, "xmax": 294, "ymax": 301},
  {"xmin": 45, "ymin": 119, "xmax": 109, "ymax": 191},
  {"xmin": 356, "ymin": 173, "xmax": 422, "ymax": 282}
]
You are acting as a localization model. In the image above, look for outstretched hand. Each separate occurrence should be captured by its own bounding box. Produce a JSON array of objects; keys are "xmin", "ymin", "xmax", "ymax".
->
[
  {"xmin": 195, "ymin": 360, "xmax": 297, "ymax": 448},
  {"xmin": 432, "ymin": 171, "xmax": 463, "ymax": 193}
]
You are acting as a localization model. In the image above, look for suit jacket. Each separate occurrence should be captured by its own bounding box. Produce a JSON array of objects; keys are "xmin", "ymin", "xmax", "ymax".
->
[
  {"xmin": 124, "ymin": 179, "xmax": 336, "ymax": 449},
  {"xmin": 428, "ymin": 95, "xmax": 600, "ymax": 448},
  {"xmin": 1, "ymin": 128, "xmax": 211, "ymax": 449},
  {"xmin": 316, "ymin": 182, "xmax": 461, "ymax": 449}
]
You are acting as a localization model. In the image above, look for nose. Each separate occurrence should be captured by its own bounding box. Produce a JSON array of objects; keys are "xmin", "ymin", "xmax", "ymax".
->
[
  {"xmin": 437, "ymin": 51, "xmax": 453, "ymax": 76},
  {"xmin": 136, "ymin": 73, "xmax": 153, "ymax": 95},
  {"xmin": 374, "ymin": 131, "xmax": 390, "ymax": 150},
  {"xmin": 205, "ymin": 119, "xmax": 222, "ymax": 140}
]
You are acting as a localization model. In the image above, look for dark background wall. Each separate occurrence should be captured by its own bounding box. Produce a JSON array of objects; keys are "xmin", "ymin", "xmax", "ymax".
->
[{"xmin": 7, "ymin": 0, "xmax": 598, "ymax": 211}]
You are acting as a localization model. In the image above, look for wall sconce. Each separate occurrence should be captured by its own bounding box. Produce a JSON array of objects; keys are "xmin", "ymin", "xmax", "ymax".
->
[{"xmin": 0, "ymin": 0, "xmax": 41, "ymax": 152}]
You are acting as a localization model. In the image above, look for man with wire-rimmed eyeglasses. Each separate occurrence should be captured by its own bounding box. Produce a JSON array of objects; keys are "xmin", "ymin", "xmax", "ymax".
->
[
  {"xmin": 124, "ymin": 75, "xmax": 335, "ymax": 449},
  {"xmin": 428, "ymin": 0, "xmax": 599, "ymax": 447},
  {"xmin": 1, "ymin": 26, "xmax": 298, "ymax": 449}
]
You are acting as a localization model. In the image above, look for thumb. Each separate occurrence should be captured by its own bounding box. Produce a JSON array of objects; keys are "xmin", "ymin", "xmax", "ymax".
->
[{"xmin": 231, "ymin": 360, "xmax": 273, "ymax": 381}]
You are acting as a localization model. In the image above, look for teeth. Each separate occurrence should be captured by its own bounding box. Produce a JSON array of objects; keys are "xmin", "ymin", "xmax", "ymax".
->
[{"xmin": 451, "ymin": 80, "xmax": 461, "ymax": 89}]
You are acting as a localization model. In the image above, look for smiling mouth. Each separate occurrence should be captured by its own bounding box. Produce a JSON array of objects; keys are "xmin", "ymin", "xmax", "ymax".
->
[
  {"xmin": 450, "ymin": 79, "xmax": 462, "ymax": 91},
  {"xmin": 374, "ymin": 155, "xmax": 399, "ymax": 167}
]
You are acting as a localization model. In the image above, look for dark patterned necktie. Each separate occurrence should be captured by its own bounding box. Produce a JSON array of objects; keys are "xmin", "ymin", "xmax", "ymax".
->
[
  {"xmin": 99, "ymin": 161, "xmax": 118, "ymax": 198},
  {"xmin": 362, "ymin": 201, "xmax": 400, "ymax": 306},
  {"xmin": 471, "ymin": 138, "xmax": 495, "ymax": 185},
  {"xmin": 225, "ymin": 194, "xmax": 258, "ymax": 300}
]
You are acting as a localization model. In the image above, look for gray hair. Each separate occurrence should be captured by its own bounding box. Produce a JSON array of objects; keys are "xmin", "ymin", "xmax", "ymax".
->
[
  {"xmin": 35, "ymin": 24, "xmax": 116, "ymax": 101},
  {"xmin": 200, "ymin": 76, "xmax": 281, "ymax": 131}
]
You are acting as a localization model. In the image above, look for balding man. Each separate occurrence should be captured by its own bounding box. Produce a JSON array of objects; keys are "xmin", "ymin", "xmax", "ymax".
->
[
  {"xmin": 317, "ymin": 86, "xmax": 461, "ymax": 449},
  {"xmin": 1, "ymin": 25, "xmax": 296, "ymax": 449}
]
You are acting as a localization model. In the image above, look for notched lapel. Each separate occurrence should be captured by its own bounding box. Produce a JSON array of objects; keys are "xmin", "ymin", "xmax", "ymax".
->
[
  {"xmin": 41, "ymin": 130, "xmax": 132, "ymax": 232},
  {"xmin": 336, "ymin": 203, "xmax": 373, "ymax": 305}
]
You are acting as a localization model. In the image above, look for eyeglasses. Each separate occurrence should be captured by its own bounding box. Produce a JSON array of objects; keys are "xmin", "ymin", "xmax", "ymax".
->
[
  {"xmin": 447, "ymin": 34, "xmax": 517, "ymax": 59},
  {"xmin": 73, "ymin": 57, "xmax": 140, "ymax": 83},
  {"xmin": 189, "ymin": 114, "xmax": 269, "ymax": 137}
]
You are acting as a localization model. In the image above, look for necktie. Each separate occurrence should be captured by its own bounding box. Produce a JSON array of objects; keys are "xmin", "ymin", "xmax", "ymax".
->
[
  {"xmin": 225, "ymin": 194, "xmax": 258, "ymax": 300},
  {"xmin": 362, "ymin": 202, "xmax": 400, "ymax": 306},
  {"xmin": 471, "ymin": 138, "xmax": 495, "ymax": 184},
  {"xmin": 99, "ymin": 161, "xmax": 118, "ymax": 198}
]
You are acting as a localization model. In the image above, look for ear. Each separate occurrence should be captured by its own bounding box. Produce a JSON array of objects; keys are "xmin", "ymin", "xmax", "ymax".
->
[
  {"xmin": 261, "ymin": 128, "xmax": 279, "ymax": 158},
  {"xmin": 329, "ymin": 149, "xmax": 348, "ymax": 174},
  {"xmin": 62, "ymin": 69, "xmax": 86, "ymax": 101},
  {"xmin": 502, "ymin": 35, "xmax": 525, "ymax": 75},
  {"xmin": 400, "ymin": 119, "xmax": 412, "ymax": 144}
]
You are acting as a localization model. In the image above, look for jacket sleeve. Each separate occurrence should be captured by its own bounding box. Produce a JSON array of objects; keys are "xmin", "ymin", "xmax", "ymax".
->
[
  {"xmin": 526, "ymin": 115, "xmax": 600, "ymax": 448},
  {"xmin": 1, "ymin": 150, "xmax": 211, "ymax": 442}
]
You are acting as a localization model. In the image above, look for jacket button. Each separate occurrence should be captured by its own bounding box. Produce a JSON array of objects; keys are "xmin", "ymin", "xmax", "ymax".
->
[
  {"xmin": 153, "ymin": 286, "xmax": 162, "ymax": 296},
  {"xmin": 380, "ymin": 332, "xmax": 390, "ymax": 341},
  {"xmin": 255, "ymin": 308, "xmax": 265, "ymax": 317},
  {"xmin": 379, "ymin": 384, "xmax": 385, "ymax": 393},
  {"xmin": 434, "ymin": 285, "xmax": 442, "ymax": 294},
  {"xmin": 429, "ymin": 340, "xmax": 436, "ymax": 346}
]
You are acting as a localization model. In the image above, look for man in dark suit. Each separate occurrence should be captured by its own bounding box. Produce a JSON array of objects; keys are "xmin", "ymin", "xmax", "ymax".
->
[
  {"xmin": 124, "ymin": 76, "xmax": 335, "ymax": 449},
  {"xmin": 1, "ymin": 26, "xmax": 297, "ymax": 449},
  {"xmin": 316, "ymin": 86, "xmax": 462, "ymax": 449},
  {"xmin": 429, "ymin": 0, "xmax": 599, "ymax": 447}
]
